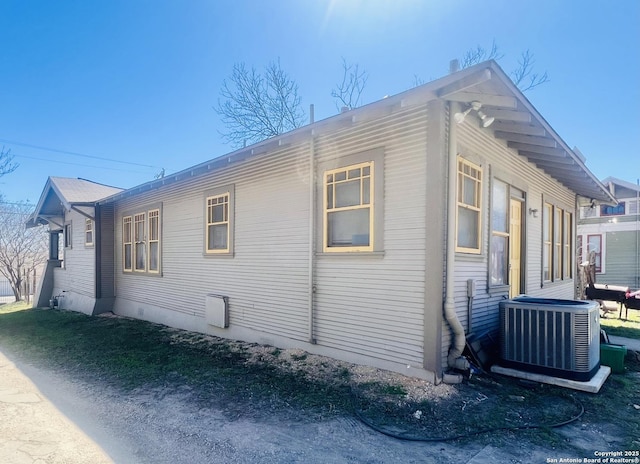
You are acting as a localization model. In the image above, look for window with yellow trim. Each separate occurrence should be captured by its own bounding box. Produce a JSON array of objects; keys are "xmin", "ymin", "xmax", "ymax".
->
[
  {"xmin": 134, "ymin": 213, "xmax": 146, "ymax": 272},
  {"xmin": 123, "ymin": 216, "xmax": 132, "ymax": 272},
  {"xmin": 563, "ymin": 211, "xmax": 572, "ymax": 279},
  {"xmin": 543, "ymin": 201, "xmax": 573, "ymax": 283},
  {"xmin": 206, "ymin": 193, "xmax": 230, "ymax": 253},
  {"xmin": 148, "ymin": 209, "xmax": 160, "ymax": 272},
  {"xmin": 456, "ymin": 157, "xmax": 482, "ymax": 253},
  {"xmin": 323, "ymin": 161, "xmax": 373, "ymax": 251}
]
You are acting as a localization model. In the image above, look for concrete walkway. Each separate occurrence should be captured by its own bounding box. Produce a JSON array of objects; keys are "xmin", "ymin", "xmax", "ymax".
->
[
  {"xmin": 0, "ymin": 351, "xmax": 113, "ymax": 464},
  {"xmin": 608, "ymin": 335, "xmax": 640, "ymax": 352}
]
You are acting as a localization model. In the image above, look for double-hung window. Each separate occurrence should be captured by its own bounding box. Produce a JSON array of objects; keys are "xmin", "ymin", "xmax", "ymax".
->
[
  {"xmin": 456, "ymin": 157, "xmax": 482, "ymax": 253},
  {"xmin": 85, "ymin": 219, "xmax": 93, "ymax": 246},
  {"xmin": 542, "ymin": 201, "xmax": 573, "ymax": 283},
  {"xmin": 123, "ymin": 216, "xmax": 132, "ymax": 272},
  {"xmin": 134, "ymin": 213, "xmax": 146, "ymax": 272},
  {"xmin": 206, "ymin": 194, "xmax": 230, "ymax": 253},
  {"xmin": 204, "ymin": 185, "xmax": 234, "ymax": 256},
  {"xmin": 148, "ymin": 209, "xmax": 160, "ymax": 272},
  {"xmin": 324, "ymin": 162, "xmax": 373, "ymax": 251},
  {"xmin": 490, "ymin": 179, "xmax": 509, "ymax": 286},
  {"xmin": 64, "ymin": 223, "xmax": 72, "ymax": 249},
  {"xmin": 122, "ymin": 205, "xmax": 162, "ymax": 274}
]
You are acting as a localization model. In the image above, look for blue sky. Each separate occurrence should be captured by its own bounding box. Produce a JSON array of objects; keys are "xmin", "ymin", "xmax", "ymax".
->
[{"xmin": 0, "ymin": 0, "xmax": 638, "ymax": 204}]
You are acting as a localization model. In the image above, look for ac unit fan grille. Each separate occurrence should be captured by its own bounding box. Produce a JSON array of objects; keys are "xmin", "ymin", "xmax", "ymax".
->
[{"xmin": 499, "ymin": 299, "xmax": 599, "ymax": 381}]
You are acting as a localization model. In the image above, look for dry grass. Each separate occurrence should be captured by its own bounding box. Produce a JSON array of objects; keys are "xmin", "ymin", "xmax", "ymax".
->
[{"xmin": 0, "ymin": 307, "xmax": 638, "ymax": 449}]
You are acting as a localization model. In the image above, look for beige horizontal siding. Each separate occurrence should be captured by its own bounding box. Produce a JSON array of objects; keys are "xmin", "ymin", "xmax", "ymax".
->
[
  {"xmin": 57, "ymin": 209, "xmax": 95, "ymax": 297},
  {"xmin": 314, "ymin": 106, "xmax": 428, "ymax": 366},
  {"xmin": 442, "ymin": 121, "xmax": 579, "ymax": 366},
  {"xmin": 114, "ymin": 143, "xmax": 313, "ymax": 341}
]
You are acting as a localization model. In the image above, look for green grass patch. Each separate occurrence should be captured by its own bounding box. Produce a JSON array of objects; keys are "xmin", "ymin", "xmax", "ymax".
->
[
  {"xmin": 601, "ymin": 309, "xmax": 640, "ymax": 339},
  {"xmin": 0, "ymin": 309, "xmax": 351, "ymax": 417},
  {"xmin": 0, "ymin": 300, "xmax": 31, "ymax": 313},
  {"xmin": 0, "ymin": 307, "xmax": 638, "ymax": 449}
]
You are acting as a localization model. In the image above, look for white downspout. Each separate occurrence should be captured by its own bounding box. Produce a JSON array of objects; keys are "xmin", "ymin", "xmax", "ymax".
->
[
  {"xmin": 308, "ymin": 108, "xmax": 317, "ymax": 344},
  {"xmin": 445, "ymin": 100, "xmax": 470, "ymax": 371}
]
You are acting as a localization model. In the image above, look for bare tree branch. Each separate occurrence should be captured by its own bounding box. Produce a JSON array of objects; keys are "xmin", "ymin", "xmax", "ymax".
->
[
  {"xmin": 0, "ymin": 146, "xmax": 18, "ymax": 178},
  {"xmin": 460, "ymin": 40, "xmax": 503, "ymax": 69},
  {"xmin": 510, "ymin": 50, "xmax": 550, "ymax": 91},
  {"xmin": 458, "ymin": 41, "xmax": 548, "ymax": 93},
  {"xmin": 331, "ymin": 58, "xmax": 369, "ymax": 110},
  {"xmin": 0, "ymin": 198, "xmax": 48, "ymax": 301},
  {"xmin": 216, "ymin": 60, "xmax": 305, "ymax": 148}
]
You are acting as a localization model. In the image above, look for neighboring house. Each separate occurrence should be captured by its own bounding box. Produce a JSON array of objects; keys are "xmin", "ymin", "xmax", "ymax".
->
[
  {"xmin": 28, "ymin": 60, "xmax": 614, "ymax": 383},
  {"xmin": 0, "ymin": 276, "xmax": 12, "ymax": 297},
  {"xmin": 27, "ymin": 177, "xmax": 123, "ymax": 313},
  {"xmin": 577, "ymin": 177, "xmax": 640, "ymax": 290}
]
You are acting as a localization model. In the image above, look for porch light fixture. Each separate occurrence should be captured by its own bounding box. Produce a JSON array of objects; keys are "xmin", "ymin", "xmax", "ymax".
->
[
  {"xmin": 528, "ymin": 208, "xmax": 539, "ymax": 218},
  {"xmin": 454, "ymin": 101, "xmax": 494, "ymax": 128},
  {"xmin": 454, "ymin": 106, "xmax": 473, "ymax": 124},
  {"xmin": 476, "ymin": 109, "xmax": 495, "ymax": 128}
]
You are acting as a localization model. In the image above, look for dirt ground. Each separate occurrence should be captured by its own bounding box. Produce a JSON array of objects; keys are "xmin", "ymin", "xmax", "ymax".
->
[{"xmin": 3, "ymin": 335, "xmax": 637, "ymax": 464}]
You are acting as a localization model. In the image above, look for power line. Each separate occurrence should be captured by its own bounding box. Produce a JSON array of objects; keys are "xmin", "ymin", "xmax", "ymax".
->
[
  {"xmin": 11, "ymin": 152, "xmax": 154, "ymax": 174},
  {"xmin": 0, "ymin": 138, "xmax": 163, "ymax": 169}
]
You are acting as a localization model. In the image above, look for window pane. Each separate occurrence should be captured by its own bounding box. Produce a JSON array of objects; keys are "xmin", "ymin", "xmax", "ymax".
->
[
  {"xmin": 124, "ymin": 244, "xmax": 132, "ymax": 270},
  {"xmin": 490, "ymin": 235, "xmax": 508, "ymax": 285},
  {"xmin": 492, "ymin": 180, "xmax": 508, "ymax": 232},
  {"xmin": 334, "ymin": 171, "xmax": 346, "ymax": 182},
  {"xmin": 208, "ymin": 224, "xmax": 228, "ymax": 250},
  {"xmin": 213, "ymin": 204, "xmax": 225, "ymax": 223},
  {"xmin": 362, "ymin": 178, "xmax": 370, "ymax": 205},
  {"xmin": 543, "ymin": 205, "xmax": 551, "ymax": 241},
  {"xmin": 463, "ymin": 177, "xmax": 477, "ymax": 206},
  {"xmin": 543, "ymin": 244, "xmax": 550, "ymax": 281},
  {"xmin": 348, "ymin": 168, "xmax": 360, "ymax": 179},
  {"xmin": 135, "ymin": 243, "xmax": 146, "ymax": 270},
  {"xmin": 327, "ymin": 185, "xmax": 333, "ymax": 208},
  {"xmin": 457, "ymin": 207, "xmax": 479, "ymax": 249},
  {"xmin": 149, "ymin": 242, "xmax": 159, "ymax": 271},
  {"xmin": 328, "ymin": 208, "xmax": 370, "ymax": 247},
  {"xmin": 335, "ymin": 180, "xmax": 361, "ymax": 208}
]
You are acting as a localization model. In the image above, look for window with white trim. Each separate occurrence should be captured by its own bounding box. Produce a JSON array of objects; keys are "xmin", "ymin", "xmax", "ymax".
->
[
  {"xmin": 600, "ymin": 202, "xmax": 625, "ymax": 217},
  {"xmin": 323, "ymin": 161, "xmax": 373, "ymax": 251},
  {"xmin": 456, "ymin": 157, "xmax": 482, "ymax": 254},
  {"xmin": 85, "ymin": 218, "xmax": 93, "ymax": 246}
]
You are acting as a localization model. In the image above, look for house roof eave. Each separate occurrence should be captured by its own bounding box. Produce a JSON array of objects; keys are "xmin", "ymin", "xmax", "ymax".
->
[{"xmin": 98, "ymin": 60, "xmax": 614, "ymax": 206}]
